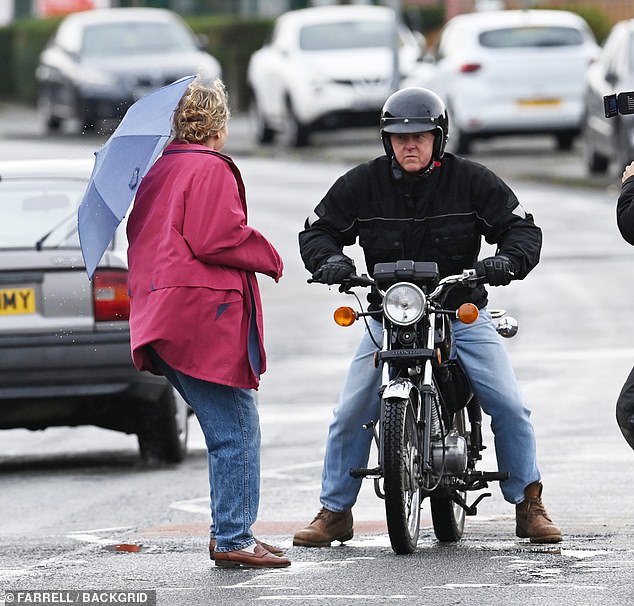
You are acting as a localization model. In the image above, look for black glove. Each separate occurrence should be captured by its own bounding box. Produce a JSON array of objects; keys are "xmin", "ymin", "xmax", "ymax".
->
[
  {"xmin": 312, "ymin": 254, "xmax": 355, "ymax": 285},
  {"xmin": 475, "ymin": 255, "xmax": 515, "ymax": 286}
]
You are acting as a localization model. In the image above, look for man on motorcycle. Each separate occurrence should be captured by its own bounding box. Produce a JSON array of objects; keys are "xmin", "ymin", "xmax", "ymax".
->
[
  {"xmin": 615, "ymin": 160, "xmax": 634, "ymax": 450},
  {"xmin": 295, "ymin": 87, "xmax": 562, "ymax": 546}
]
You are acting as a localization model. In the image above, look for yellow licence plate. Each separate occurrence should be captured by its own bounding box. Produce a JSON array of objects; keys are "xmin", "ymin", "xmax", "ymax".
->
[
  {"xmin": 0, "ymin": 287, "xmax": 36, "ymax": 315},
  {"xmin": 517, "ymin": 98, "xmax": 561, "ymax": 107}
]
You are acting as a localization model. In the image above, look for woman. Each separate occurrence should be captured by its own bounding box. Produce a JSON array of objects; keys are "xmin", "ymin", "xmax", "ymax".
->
[{"xmin": 126, "ymin": 79, "xmax": 289, "ymax": 569}]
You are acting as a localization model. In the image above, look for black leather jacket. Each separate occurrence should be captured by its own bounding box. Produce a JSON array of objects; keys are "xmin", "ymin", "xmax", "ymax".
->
[
  {"xmin": 617, "ymin": 175, "xmax": 634, "ymax": 246},
  {"xmin": 299, "ymin": 153, "xmax": 542, "ymax": 311}
]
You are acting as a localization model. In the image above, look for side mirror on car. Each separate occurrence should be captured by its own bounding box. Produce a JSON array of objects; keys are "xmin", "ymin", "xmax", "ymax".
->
[{"xmin": 604, "ymin": 91, "xmax": 634, "ymax": 118}]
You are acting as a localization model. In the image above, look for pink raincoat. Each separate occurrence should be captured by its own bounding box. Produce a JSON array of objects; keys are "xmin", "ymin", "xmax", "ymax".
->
[{"xmin": 126, "ymin": 141, "xmax": 283, "ymax": 389}]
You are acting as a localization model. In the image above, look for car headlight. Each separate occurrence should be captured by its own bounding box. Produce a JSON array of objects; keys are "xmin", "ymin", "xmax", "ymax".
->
[
  {"xmin": 383, "ymin": 282, "xmax": 426, "ymax": 326},
  {"xmin": 74, "ymin": 68, "xmax": 120, "ymax": 95}
]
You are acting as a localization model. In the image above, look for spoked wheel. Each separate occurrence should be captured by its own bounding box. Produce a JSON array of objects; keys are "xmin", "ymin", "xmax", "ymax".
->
[
  {"xmin": 383, "ymin": 395, "xmax": 423, "ymax": 554},
  {"xmin": 430, "ymin": 407, "xmax": 467, "ymax": 542}
]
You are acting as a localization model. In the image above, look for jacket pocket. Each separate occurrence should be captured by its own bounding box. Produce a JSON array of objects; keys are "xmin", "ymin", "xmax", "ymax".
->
[
  {"xmin": 431, "ymin": 226, "xmax": 479, "ymax": 272},
  {"xmin": 359, "ymin": 225, "xmax": 403, "ymax": 253},
  {"xmin": 140, "ymin": 266, "xmax": 244, "ymax": 294}
]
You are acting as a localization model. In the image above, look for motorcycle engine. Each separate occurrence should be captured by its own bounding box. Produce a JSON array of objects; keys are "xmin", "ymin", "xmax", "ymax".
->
[{"xmin": 431, "ymin": 430, "xmax": 467, "ymax": 475}]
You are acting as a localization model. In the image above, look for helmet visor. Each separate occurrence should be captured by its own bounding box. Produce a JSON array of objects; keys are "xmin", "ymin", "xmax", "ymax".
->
[{"xmin": 381, "ymin": 116, "xmax": 440, "ymax": 134}]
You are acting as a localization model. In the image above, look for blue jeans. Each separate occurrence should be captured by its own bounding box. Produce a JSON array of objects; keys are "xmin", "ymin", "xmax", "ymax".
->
[
  {"xmin": 319, "ymin": 310, "xmax": 540, "ymax": 510},
  {"xmin": 149, "ymin": 349, "xmax": 260, "ymax": 552}
]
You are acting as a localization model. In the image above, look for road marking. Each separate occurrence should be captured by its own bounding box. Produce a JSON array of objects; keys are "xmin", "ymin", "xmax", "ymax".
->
[
  {"xmin": 509, "ymin": 347, "xmax": 634, "ymax": 361},
  {"xmin": 67, "ymin": 526, "xmax": 134, "ymax": 546},
  {"xmin": 170, "ymin": 496, "xmax": 209, "ymax": 515},
  {"xmin": 253, "ymin": 585, "xmax": 607, "ymax": 600}
]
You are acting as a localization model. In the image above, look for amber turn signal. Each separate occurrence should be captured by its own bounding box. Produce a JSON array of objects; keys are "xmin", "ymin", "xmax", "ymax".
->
[
  {"xmin": 334, "ymin": 306, "xmax": 357, "ymax": 326},
  {"xmin": 456, "ymin": 303, "xmax": 479, "ymax": 324}
]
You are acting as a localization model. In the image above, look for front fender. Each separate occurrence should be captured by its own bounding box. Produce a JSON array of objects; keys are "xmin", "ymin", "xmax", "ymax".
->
[{"xmin": 382, "ymin": 378, "xmax": 415, "ymax": 400}]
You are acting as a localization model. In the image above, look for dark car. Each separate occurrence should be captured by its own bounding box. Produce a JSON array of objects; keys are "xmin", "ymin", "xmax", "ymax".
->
[
  {"xmin": 35, "ymin": 7, "xmax": 221, "ymax": 134},
  {"xmin": 0, "ymin": 158, "xmax": 189, "ymax": 465},
  {"xmin": 583, "ymin": 19, "xmax": 634, "ymax": 174}
]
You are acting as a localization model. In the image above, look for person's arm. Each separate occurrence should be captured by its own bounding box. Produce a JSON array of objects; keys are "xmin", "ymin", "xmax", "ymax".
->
[
  {"xmin": 617, "ymin": 161, "xmax": 634, "ymax": 246},
  {"xmin": 298, "ymin": 171, "xmax": 360, "ymax": 276},
  {"xmin": 183, "ymin": 164, "xmax": 283, "ymax": 280},
  {"xmin": 472, "ymin": 167, "xmax": 542, "ymax": 281}
]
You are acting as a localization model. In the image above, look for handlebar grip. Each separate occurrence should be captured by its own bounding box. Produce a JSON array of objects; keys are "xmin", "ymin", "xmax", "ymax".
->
[
  {"xmin": 346, "ymin": 274, "xmax": 375, "ymax": 288},
  {"xmin": 307, "ymin": 274, "xmax": 374, "ymax": 287}
]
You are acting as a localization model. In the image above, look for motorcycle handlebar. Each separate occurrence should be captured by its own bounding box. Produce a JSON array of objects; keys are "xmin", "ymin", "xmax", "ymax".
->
[
  {"xmin": 308, "ymin": 269, "xmax": 482, "ymax": 290},
  {"xmin": 343, "ymin": 274, "xmax": 375, "ymax": 288},
  {"xmin": 306, "ymin": 274, "xmax": 375, "ymax": 288}
]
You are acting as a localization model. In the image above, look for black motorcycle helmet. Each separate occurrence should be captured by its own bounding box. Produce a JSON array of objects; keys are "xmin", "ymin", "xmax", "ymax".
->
[{"xmin": 380, "ymin": 87, "xmax": 449, "ymax": 169}]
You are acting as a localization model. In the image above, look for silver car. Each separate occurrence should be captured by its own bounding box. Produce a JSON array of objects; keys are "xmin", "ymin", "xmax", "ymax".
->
[
  {"xmin": 583, "ymin": 18, "xmax": 634, "ymax": 175},
  {"xmin": 0, "ymin": 158, "xmax": 189, "ymax": 465},
  {"xmin": 35, "ymin": 7, "xmax": 221, "ymax": 134}
]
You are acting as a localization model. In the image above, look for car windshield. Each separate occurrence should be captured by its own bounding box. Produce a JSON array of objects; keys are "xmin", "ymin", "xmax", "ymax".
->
[
  {"xmin": 479, "ymin": 26, "xmax": 584, "ymax": 48},
  {"xmin": 81, "ymin": 21, "xmax": 194, "ymax": 57},
  {"xmin": 299, "ymin": 21, "xmax": 393, "ymax": 51},
  {"xmin": 0, "ymin": 180, "xmax": 84, "ymax": 249}
]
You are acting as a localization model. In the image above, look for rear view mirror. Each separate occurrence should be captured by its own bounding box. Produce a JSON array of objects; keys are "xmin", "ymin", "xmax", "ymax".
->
[{"xmin": 603, "ymin": 91, "xmax": 634, "ymax": 118}]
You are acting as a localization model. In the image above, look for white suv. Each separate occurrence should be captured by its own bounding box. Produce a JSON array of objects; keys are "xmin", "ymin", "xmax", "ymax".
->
[
  {"xmin": 414, "ymin": 9, "xmax": 599, "ymax": 154},
  {"xmin": 246, "ymin": 5, "xmax": 424, "ymax": 147}
]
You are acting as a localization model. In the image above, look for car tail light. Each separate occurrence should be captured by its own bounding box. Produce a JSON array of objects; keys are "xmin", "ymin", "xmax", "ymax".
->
[
  {"xmin": 92, "ymin": 270, "xmax": 130, "ymax": 322},
  {"xmin": 460, "ymin": 63, "xmax": 482, "ymax": 73}
]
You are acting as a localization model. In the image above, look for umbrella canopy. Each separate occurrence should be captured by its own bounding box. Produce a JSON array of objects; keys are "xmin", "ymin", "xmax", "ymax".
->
[{"xmin": 78, "ymin": 74, "xmax": 196, "ymax": 279}]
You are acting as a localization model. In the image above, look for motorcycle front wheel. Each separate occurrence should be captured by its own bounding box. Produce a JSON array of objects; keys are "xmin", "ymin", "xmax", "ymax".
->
[
  {"xmin": 430, "ymin": 407, "xmax": 467, "ymax": 542},
  {"xmin": 382, "ymin": 395, "xmax": 423, "ymax": 554}
]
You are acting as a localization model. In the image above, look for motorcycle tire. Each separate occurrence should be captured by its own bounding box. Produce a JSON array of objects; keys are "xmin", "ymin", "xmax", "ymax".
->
[
  {"xmin": 430, "ymin": 408, "xmax": 467, "ymax": 542},
  {"xmin": 383, "ymin": 395, "xmax": 423, "ymax": 554}
]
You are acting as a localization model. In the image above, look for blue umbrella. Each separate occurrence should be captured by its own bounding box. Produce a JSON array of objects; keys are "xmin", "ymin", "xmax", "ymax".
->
[{"xmin": 78, "ymin": 75, "xmax": 196, "ymax": 279}]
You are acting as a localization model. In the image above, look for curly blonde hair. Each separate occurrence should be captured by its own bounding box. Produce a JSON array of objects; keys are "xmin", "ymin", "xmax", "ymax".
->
[{"xmin": 172, "ymin": 78, "xmax": 230, "ymax": 144}]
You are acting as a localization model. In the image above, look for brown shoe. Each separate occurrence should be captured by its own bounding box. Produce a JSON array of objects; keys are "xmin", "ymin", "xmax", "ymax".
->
[
  {"xmin": 214, "ymin": 544, "xmax": 291, "ymax": 569},
  {"xmin": 209, "ymin": 537, "xmax": 284, "ymax": 560},
  {"xmin": 516, "ymin": 482, "xmax": 562, "ymax": 544},
  {"xmin": 293, "ymin": 507, "xmax": 353, "ymax": 547}
]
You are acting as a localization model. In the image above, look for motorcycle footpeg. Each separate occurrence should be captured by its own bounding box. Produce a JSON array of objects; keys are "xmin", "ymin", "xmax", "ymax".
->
[
  {"xmin": 482, "ymin": 471, "xmax": 510, "ymax": 482},
  {"xmin": 470, "ymin": 470, "xmax": 510, "ymax": 482},
  {"xmin": 350, "ymin": 466, "xmax": 382, "ymax": 479}
]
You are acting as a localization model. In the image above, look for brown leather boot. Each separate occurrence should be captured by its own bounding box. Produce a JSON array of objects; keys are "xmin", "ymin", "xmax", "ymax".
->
[
  {"xmin": 293, "ymin": 507, "xmax": 353, "ymax": 547},
  {"xmin": 516, "ymin": 482, "xmax": 562, "ymax": 543}
]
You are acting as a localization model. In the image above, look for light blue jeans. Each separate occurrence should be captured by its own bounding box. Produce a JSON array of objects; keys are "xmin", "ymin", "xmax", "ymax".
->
[
  {"xmin": 149, "ymin": 348, "xmax": 260, "ymax": 552},
  {"xmin": 319, "ymin": 310, "xmax": 540, "ymax": 510}
]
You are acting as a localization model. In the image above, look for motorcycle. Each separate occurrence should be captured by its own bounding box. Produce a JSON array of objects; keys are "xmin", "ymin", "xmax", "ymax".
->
[{"xmin": 324, "ymin": 259, "xmax": 518, "ymax": 554}]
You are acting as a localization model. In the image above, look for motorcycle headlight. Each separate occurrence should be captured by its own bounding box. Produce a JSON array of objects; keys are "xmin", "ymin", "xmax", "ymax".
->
[{"xmin": 383, "ymin": 282, "xmax": 426, "ymax": 326}]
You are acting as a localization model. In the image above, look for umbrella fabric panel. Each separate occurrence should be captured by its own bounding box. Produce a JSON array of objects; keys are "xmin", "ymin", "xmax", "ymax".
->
[
  {"xmin": 92, "ymin": 133, "xmax": 166, "ymax": 220},
  {"xmin": 77, "ymin": 183, "xmax": 121, "ymax": 279}
]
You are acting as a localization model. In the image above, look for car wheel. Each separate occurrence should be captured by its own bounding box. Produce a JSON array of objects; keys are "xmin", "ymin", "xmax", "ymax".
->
[
  {"xmin": 137, "ymin": 385, "xmax": 189, "ymax": 466},
  {"xmin": 249, "ymin": 92, "xmax": 275, "ymax": 145},
  {"xmin": 285, "ymin": 98, "xmax": 310, "ymax": 148},
  {"xmin": 555, "ymin": 131, "xmax": 576, "ymax": 151},
  {"xmin": 37, "ymin": 89, "xmax": 62, "ymax": 132},
  {"xmin": 583, "ymin": 126, "xmax": 609, "ymax": 174},
  {"xmin": 454, "ymin": 128, "xmax": 473, "ymax": 155},
  {"xmin": 72, "ymin": 90, "xmax": 97, "ymax": 134}
]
